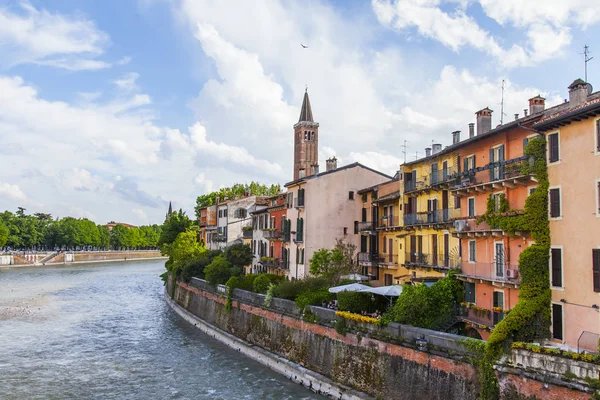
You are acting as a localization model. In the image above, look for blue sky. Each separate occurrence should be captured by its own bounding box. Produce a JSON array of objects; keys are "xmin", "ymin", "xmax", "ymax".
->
[{"xmin": 1, "ymin": 0, "xmax": 599, "ymax": 225}]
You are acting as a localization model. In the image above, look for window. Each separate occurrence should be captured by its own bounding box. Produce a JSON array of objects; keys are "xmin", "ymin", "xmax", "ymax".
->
[
  {"xmin": 463, "ymin": 155, "xmax": 476, "ymax": 171},
  {"xmin": 287, "ymin": 192, "xmax": 293, "ymax": 208},
  {"xmin": 468, "ymin": 197, "xmax": 475, "ymax": 217},
  {"xmin": 354, "ymin": 221, "xmax": 359, "ymax": 234},
  {"xmin": 372, "ymin": 190, "xmax": 378, "ymax": 200},
  {"xmin": 464, "ymin": 282, "xmax": 475, "ymax": 303},
  {"xmin": 493, "ymin": 291, "xmax": 505, "ymax": 325},
  {"xmin": 384, "ymin": 274, "xmax": 393, "ymax": 286},
  {"xmin": 301, "ymin": 249, "xmax": 305, "ymax": 264},
  {"xmin": 489, "ymin": 145, "xmax": 505, "ymax": 181},
  {"xmin": 468, "ymin": 240, "xmax": 476, "ymax": 262},
  {"xmin": 383, "ymin": 238, "xmax": 387, "ymax": 253},
  {"xmin": 343, "ymin": 227, "xmax": 348, "ymax": 235},
  {"xmin": 529, "ymin": 186, "xmax": 537, "ymax": 196},
  {"xmin": 593, "ymin": 249, "xmax": 600, "ymax": 292},
  {"xmin": 296, "ymin": 218, "xmax": 304, "ymax": 242},
  {"xmin": 523, "ymin": 137, "xmax": 529, "ymax": 154},
  {"xmin": 551, "ymin": 248, "xmax": 563, "ymax": 288},
  {"xmin": 552, "ymin": 303, "xmax": 563, "ymax": 340},
  {"xmin": 362, "ymin": 193, "xmax": 367, "ymax": 202},
  {"xmin": 348, "ymin": 191, "xmax": 354, "ymax": 200},
  {"xmin": 491, "ymin": 193, "xmax": 503, "ymax": 212},
  {"xmin": 548, "ymin": 132, "xmax": 559, "ymax": 163},
  {"xmin": 297, "ymin": 188, "xmax": 305, "ymax": 207},
  {"xmin": 454, "ymin": 195, "xmax": 461, "ymax": 209},
  {"xmin": 549, "ymin": 188, "xmax": 561, "ymax": 218}
]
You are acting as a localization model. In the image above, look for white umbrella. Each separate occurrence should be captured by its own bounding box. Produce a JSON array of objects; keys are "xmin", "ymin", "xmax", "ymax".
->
[
  {"xmin": 340, "ymin": 273, "xmax": 370, "ymax": 281},
  {"xmin": 328, "ymin": 283, "xmax": 371, "ymax": 293},
  {"xmin": 360, "ymin": 285, "xmax": 403, "ymax": 297}
]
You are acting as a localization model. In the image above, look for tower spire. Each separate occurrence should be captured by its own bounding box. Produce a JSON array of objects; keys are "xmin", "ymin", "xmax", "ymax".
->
[{"xmin": 298, "ymin": 89, "xmax": 314, "ymax": 123}]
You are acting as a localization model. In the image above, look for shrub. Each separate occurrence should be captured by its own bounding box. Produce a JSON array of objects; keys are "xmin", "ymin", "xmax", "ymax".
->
[
  {"xmin": 336, "ymin": 311, "xmax": 379, "ymax": 324},
  {"xmin": 204, "ymin": 255, "xmax": 238, "ymax": 285},
  {"xmin": 337, "ymin": 292, "xmax": 372, "ymax": 314},
  {"xmin": 253, "ymin": 274, "xmax": 271, "ymax": 294},
  {"xmin": 334, "ymin": 317, "xmax": 347, "ymax": 335},
  {"xmin": 295, "ymin": 288, "xmax": 334, "ymax": 310},
  {"xmin": 273, "ymin": 276, "xmax": 333, "ymax": 300}
]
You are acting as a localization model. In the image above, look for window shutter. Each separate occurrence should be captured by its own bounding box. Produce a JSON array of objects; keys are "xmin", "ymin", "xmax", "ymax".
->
[
  {"xmin": 463, "ymin": 158, "xmax": 468, "ymax": 172},
  {"xmin": 354, "ymin": 221, "xmax": 359, "ymax": 234},
  {"xmin": 593, "ymin": 249, "xmax": 600, "ymax": 292},
  {"xmin": 597, "ymin": 120, "xmax": 600, "ymax": 152},
  {"xmin": 523, "ymin": 137, "xmax": 529, "ymax": 154},
  {"xmin": 498, "ymin": 145, "xmax": 505, "ymax": 179},
  {"xmin": 552, "ymin": 304, "xmax": 563, "ymax": 340},
  {"xmin": 362, "ymin": 207, "xmax": 367, "ymax": 222},
  {"xmin": 550, "ymin": 188, "xmax": 560, "ymax": 217},
  {"xmin": 489, "ymin": 148, "xmax": 495, "ymax": 180},
  {"xmin": 383, "ymin": 238, "xmax": 387, "ymax": 253},
  {"xmin": 551, "ymin": 248, "xmax": 562, "ymax": 287},
  {"xmin": 549, "ymin": 133, "xmax": 559, "ymax": 162},
  {"xmin": 473, "ymin": 155, "xmax": 476, "ymax": 169}
]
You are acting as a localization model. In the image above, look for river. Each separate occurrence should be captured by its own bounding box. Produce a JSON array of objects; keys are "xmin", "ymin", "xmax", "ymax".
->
[{"xmin": 0, "ymin": 260, "xmax": 323, "ymax": 400}]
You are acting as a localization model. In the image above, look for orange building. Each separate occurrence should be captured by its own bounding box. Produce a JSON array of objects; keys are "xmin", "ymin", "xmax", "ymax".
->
[{"xmin": 451, "ymin": 103, "xmax": 547, "ymax": 339}]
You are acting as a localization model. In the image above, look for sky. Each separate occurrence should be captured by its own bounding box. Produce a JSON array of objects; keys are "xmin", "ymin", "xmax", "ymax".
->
[{"xmin": 1, "ymin": 0, "xmax": 599, "ymax": 225}]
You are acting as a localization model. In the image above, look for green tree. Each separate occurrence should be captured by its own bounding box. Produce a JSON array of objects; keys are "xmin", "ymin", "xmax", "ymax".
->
[
  {"xmin": 159, "ymin": 209, "xmax": 193, "ymax": 247},
  {"xmin": 309, "ymin": 238, "xmax": 356, "ymax": 283},
  {"xmin": 110, "ymin": 224, "xmax": 129, "ymax": 249},
  {"xmin": 204, "ymin": 255, "xmax": 239, "ymax": 285},
  {"xmin": 163, "ymin": 231, "xmax": 206, "ymax": 273},
  {"xmin": 139, "ymin": 225, "xmax": 159, "ymax": 248},
  {"xmin": 194, "ymin": 181, "xmax": 281, "ymax": 219},
  {"xmin": 224, "ymin": 243, "xmax": 253, "ymax": 268},
  {"xmin": 97, "ymin": 225, "xmax": 110, "ymax": 249},
  {"xmin": 0, "ymin": 222, "xmax": 8, "ymax": 248}
]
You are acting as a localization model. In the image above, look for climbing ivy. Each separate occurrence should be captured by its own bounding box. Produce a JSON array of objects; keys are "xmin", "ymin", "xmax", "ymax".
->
[{"xmin": 476, "ymin": 137, "xmax": 551, "ymax": 400}]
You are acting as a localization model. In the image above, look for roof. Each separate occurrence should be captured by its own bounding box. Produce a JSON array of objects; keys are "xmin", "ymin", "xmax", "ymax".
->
[
  {"xmin": 372, "ymin": 191, "xmax": 401, "ymax": 204},
  {"xmin": 298, "ymin": 89, "xmax": 314, "ymax": 123},
  {"xmin": 533, "ymin": 96, "xmax": 600, "ymax": 131},
  {"xmin": 284, "ymin": 162, "xmax": 394, "ymax": 187},
  {"xmin": 357, "ymin": 177, "xmax": 399, "ymax": 194}
]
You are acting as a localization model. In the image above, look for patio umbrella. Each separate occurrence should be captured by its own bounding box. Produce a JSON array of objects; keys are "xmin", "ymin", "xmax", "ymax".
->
[
  {"xmin": 360, "ymin": 285, "xmax": 403, "ymax": 297},
  {"xmin": 340, "ymin": 273, "xmax": 370, "ymax": 281},
  {"xmin": 328, "ymin": 283, "xmax": 371, "ymax": 293}
]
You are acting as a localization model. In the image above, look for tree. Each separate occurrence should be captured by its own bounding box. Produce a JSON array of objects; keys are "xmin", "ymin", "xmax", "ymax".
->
[
  {"xmin": 97, "ymin": 225, "xmax": 110, "ymax": 249},
  {"xmin": 163, "ymin": 231, "xmax": 206, "ymax": 274},
  {"xmin": 194, "ymin": 182, "xmax": 281, "ymax": 219},
  {"xmin": 204, "ymin": 255, "xmax": 239, "ymax": 285},
  {"xmin": 309, "ymin": 238, "xmax": 357, "ymax": 283},
  {"xmin": 0, "ymin": 222, "xmax": 8, "ymax": 248},
  {"xmin": 224, "ymin": 243, "xmax": 253, "ymax": 268},
  {"xmin": 159, "ymin": 209, "xmax": 193, "ymax": 247}
]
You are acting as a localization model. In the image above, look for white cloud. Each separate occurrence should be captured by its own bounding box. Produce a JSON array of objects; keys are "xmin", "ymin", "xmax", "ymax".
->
[
  {"xmin": 132, "ymin": 208, "xmax": 148, "ymax": 224},
  {"xmin": 194, "ymin": 172, "xmax": 214, "ymax": 194},
  {"xmin": 0, "ymin": 2, "xmax": 110, "ymax": 70},
  {"xmin": 371, "ymin": 0, "xmax": 598, "ymax": 68},
  {"xmin": 113, "ymin": 72, "xmax": 140, "ymax": 92},
  {"xmin": 347, "ymin": 152, "xmax": 402, "ymax": 176},
  {"xmin": 0, "ymin": 182, "xmax": 31, "ymax": 203}
]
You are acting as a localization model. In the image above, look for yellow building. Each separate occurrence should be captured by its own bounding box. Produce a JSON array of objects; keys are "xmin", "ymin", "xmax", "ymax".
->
[{"xmin": 399, "ymin": 142, "xmax": 461, "ymax": 281}]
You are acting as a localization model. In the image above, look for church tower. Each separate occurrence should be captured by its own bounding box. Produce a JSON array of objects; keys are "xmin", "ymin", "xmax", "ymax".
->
[{"xmin": 293, "ymin": 89, "xmax": 319, "ymax": 180}]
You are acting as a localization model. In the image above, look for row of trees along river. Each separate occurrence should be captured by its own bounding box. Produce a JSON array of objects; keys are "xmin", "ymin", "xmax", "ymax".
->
[{"xmin": 0, "ymin": 207, "xmax": 163, "ymax": 251}]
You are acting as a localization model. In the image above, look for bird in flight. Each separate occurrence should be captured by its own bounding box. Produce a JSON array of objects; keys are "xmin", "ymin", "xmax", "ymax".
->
[{"xmin": 300, "ymin": 44, "xmax": 308, "ymax": 48}]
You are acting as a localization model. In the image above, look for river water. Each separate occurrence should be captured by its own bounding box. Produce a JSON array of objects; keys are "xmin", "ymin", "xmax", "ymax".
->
[{"xmin": 0, "ymin": 260, "xmax": 322, "ymax": 400}]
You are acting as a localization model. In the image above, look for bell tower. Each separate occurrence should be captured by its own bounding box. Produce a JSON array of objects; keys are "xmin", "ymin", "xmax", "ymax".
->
[{"xmin": 293, "ymin": 89, "xmax": 319, "ymax": 180}]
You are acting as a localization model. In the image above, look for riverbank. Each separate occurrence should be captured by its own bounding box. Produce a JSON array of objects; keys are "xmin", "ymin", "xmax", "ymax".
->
[
  {"xmin": 1, "ymin": 251, "xmax": 166, "ymax": 269},
  {"xmin": 166, "ymin": 277, "xmax": 598, "ymax": 400}
]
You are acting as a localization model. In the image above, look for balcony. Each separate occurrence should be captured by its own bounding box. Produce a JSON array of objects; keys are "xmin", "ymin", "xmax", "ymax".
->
[
  {"xmin": 261, "ymin": 257, "xmax": 284, "ymax": 269},
  {"xmin": 459, "ymin": 306, "xmax": 506, "ymax": 330},
  {"xmin": 404, "ymin": 252, "xmax": 461, "ymax": 270},
  {"xmin": 212, "ymin": 235, "xmax": 227, "ymax": 243},
  {"xmin": 242, "ymin": 228, "xmax": 253, "ymax": 239},
  {"xmin": 430, "ymin": 167, "xmax": 459, "ymax": 188},
  {"xmin": 358, "ymin": 252, "xmax": 380, "ymax": 264},
  {"xmin": 452, "ymin": 218, "xmax": 528, "ymax": 239},
  {"xmin": 379, "ymin": 253, "xmax": 398, "ymax": 267},
  {"xmin": 451, "ymin": 157, "xmax": 534, "ymax": 197},
  {"xmin": 358, "ymin": 221, "xmax": 375, "ymax": 232},
  {"xmin": 263, "ymin": 229, "xmax": 283, "ymax": 240},
  {"xmin": 457, "ymin": 262, "xmax": 521, "ymax": 288},
  {"xmin": 404, "ymin": 177, "xmax": 430, "ymax": 194},
  {"xmin": 403, "ymin": 208, "xmax": 460, "ymax": 227},
  {"xmin": 294, "ymin": 197, "xmax": 305, "ymax": 209},
  {"xmin": 378, "ymin": 216, "xmax": 400, "ymax": 230}
]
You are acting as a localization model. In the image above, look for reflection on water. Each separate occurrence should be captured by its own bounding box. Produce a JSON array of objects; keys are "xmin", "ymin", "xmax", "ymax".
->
[{"xmin": 0, "ymin": 261, "xmax": 322, "ymax": 400}]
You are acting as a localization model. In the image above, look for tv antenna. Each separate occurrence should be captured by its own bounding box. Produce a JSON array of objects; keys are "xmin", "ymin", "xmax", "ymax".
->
[
  {"xmin": 401, "ymin": 140, "xmax": 408, "ymax": 163},
  {"xmin": 500, "ymin": 79, "xmax": 507, "ymax": 125},
  {"xmin": 583, "ymin": 45, "xmax": 594, "ymax": 83},
  {"xmin": 415, "ymin": 151, "xmax": 419, "ymax": 160}
]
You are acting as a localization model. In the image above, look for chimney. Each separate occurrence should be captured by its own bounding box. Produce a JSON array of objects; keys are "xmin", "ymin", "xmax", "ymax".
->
[
  {"xmin": 475, "ymin": 108, "xmax": 493, "ymax": 135},
  {"xmin": 425, "ymin": 147, "xmax": 432, "ymax": 157},
  {"xmin": 216, "ymin": 196, "xmax": 220, "ymax": 204},
  {"xmin": 468, "ymin": 123, "xmax": 475, "ymax": 138},
  {"xmin": 452, "ymin": 130, "xmax": 460, "ymax": 144},
  {"xmin": 325, "ymin": 156, "xmax": 338, "ymax": 172},
  {"xmin": 528, "ymin": 95, "xmax": 546, "ymax": 115},
  {"xmin": 432, "ymin": 143, "xmax": 442, "ymax": 154},
  {"xmin": 568, "ymin": 79, "xmax": 592, "ymax": 106},
  {"xmin": 514, "ymin": 113, "xmax": 519, "ymax": 120},
  {"xmin": 523, "ymin": 109, "xmax": 528, "ymax": 117}
]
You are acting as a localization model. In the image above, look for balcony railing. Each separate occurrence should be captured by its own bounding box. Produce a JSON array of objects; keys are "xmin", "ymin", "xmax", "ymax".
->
[
  {"xmin": 459, "ymin": 307, "xmax": 505, "ymax": 329},
  {"xmin": 262, "ymin": 257, "xmax": 283, "ymax": 268},
  {"xmin": 242, "ymin": 229, "xmax": 253, "ymax": 239},
  {"xmin": 358, "ymin": 252, "xmax": 380, "ymax": 263},
  {"xmin": 403, "ymin": 208, "xmax": 460, "ymax": 226},
  {"xmin": 430, "ymin": 167, "xmax": 459, "ymax": 187},
  {"xmin": 404, "ymin": 252, "xmax": 461, "ymax": 270},
  {"xmin": 358, "ymin": 221, "xmax": 374, "ymax": 232},
  {"xmin": 458, "ymin": 262, "xmax": 521, "ymax": 285},
  {"xmin": 451, "ymin": 157, "xmax": 533, "ymax": 196},
  {"xmin": 379, "ymin": 253, "xmax": 398, "ymax": 266},
  {"xmin": 404, "ymin": 177, "xmax": 429, "ymax": 194},
  {"xmin": 263, "ymin": 229, "xmax": 283, "ymax": 240},
  {"xmin": 378, "ymin": 216, "xmax": 400, "ymax": 229}
]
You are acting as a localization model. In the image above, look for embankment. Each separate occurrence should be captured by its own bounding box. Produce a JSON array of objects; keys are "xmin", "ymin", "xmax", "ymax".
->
[
  {"xmin": 2, "ymin": 251, "xmax": 165, "ymax": 267},
  {"xmin": 166, "ymin": 278, "xmax": 599, "ymax": 399}
]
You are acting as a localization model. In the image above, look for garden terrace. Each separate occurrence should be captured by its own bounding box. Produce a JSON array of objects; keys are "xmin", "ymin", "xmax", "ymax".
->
[
  {"xmin": 457, "ymin": 262, "xmax": 521, "ymax": 288},
  {"xmin": 451, "ymin": 156, "xmax": 534, "ymax": 198}
]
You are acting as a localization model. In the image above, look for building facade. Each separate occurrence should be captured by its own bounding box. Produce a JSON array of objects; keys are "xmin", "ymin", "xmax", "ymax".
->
[{"xmin": 533, "ymin": 79, "xmax": 600, "ymax": 350}]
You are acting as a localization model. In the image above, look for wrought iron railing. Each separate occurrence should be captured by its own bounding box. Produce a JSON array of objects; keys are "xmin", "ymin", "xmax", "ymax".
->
[
  {"xmin": 358, "ymin": 221, "xmax": 374, "ymax": 231},
  {"xmin": 459, "ymin": 262, "xmax": 520, "ymax": 284},
  {"xmin": 378, "ymin": 215, "xmax": 400, "ymax": 229}
]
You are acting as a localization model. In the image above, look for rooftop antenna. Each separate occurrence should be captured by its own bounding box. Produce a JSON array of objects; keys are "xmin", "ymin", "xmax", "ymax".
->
[
  {"xmin": 500, "ymin": 79, "xmax": 507, "ymax": 125},
  {"xmin": 415, "ymin": 151, "xmax": 419, "ymax": 160},
  {"xmin": 401, "ymin": 140, "xmax": 408, "ymax": 163},
  {"xmin": 583, "ymin": 45, "xmax": 594, "ymax": 83}
]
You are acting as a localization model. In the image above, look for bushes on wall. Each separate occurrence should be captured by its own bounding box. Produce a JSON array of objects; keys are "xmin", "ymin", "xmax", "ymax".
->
[
  {"xmin": 295, "ymin": 288, "xmax": 334, "ymax": 310},
  {"xmin": 337, "ymin": 292, "xmax": 373, "ymax": 314},
  {"xmin": 253, "ymin": 274, "xmax": 272, "ymax": 294}
]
